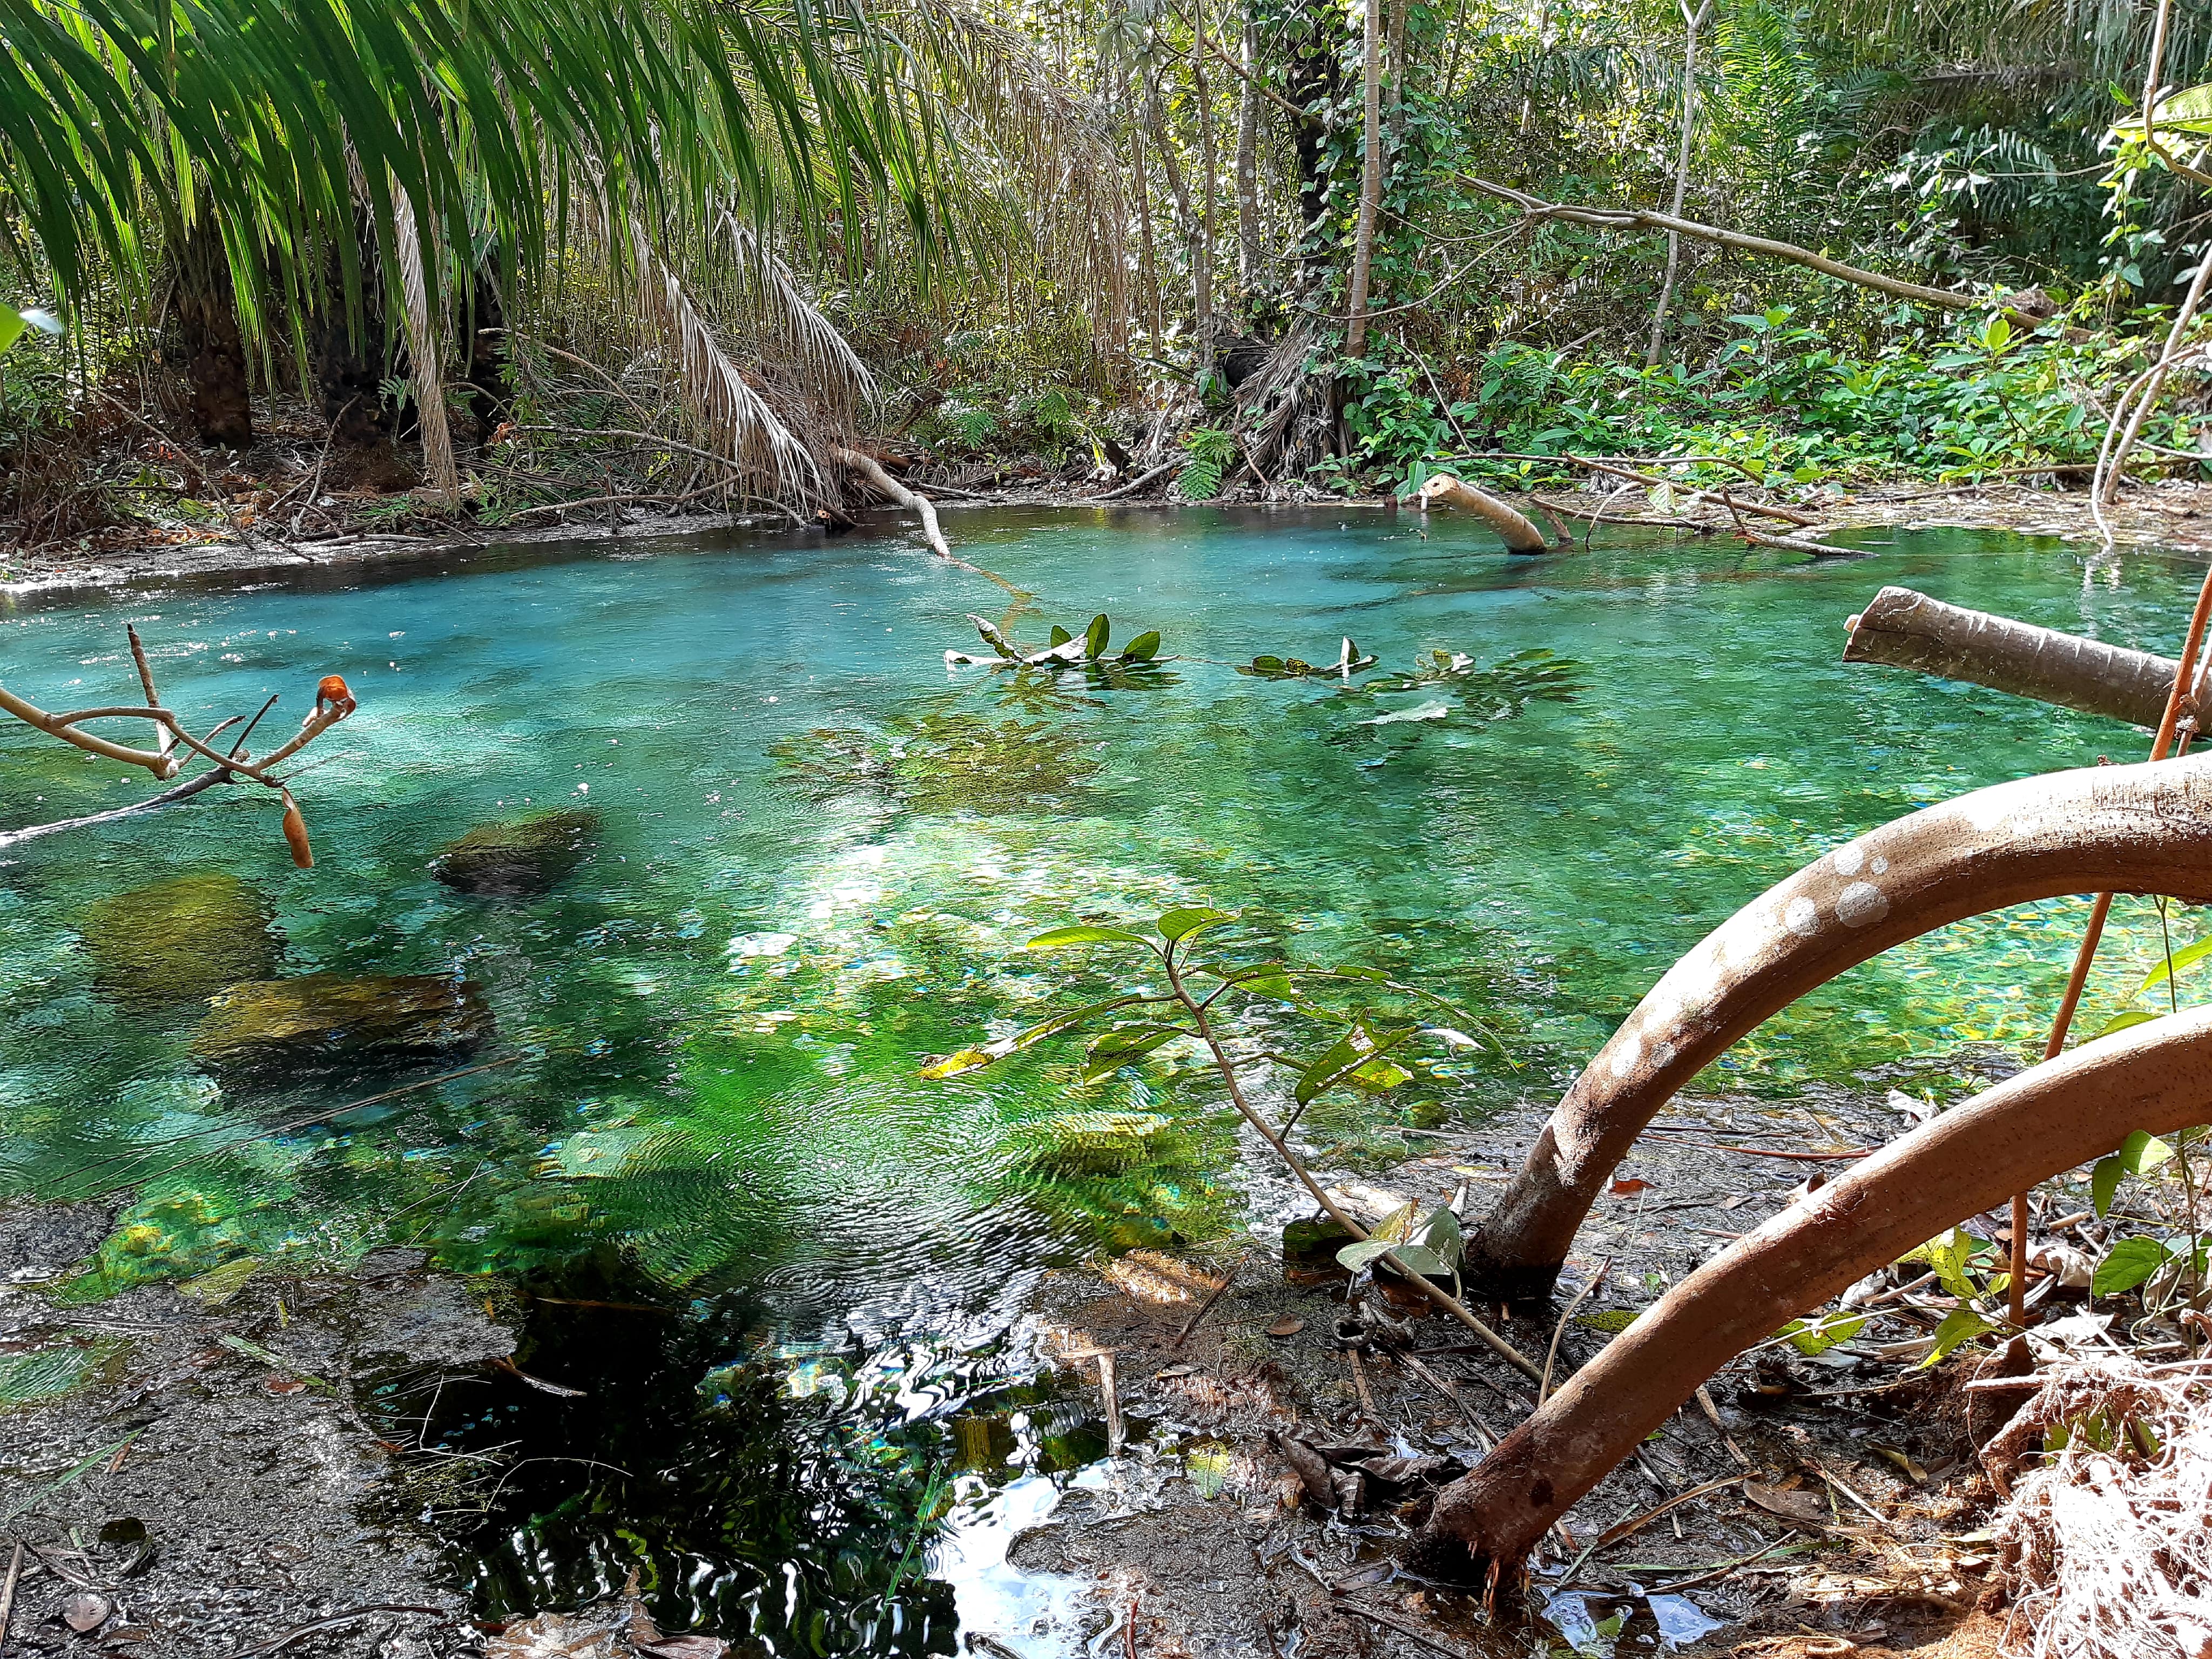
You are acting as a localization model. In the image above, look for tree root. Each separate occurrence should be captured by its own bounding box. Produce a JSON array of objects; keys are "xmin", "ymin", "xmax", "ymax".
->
[
  {"xmin": 1464, "ymin": 748, "xmax": 2212, "ymax": 1301},
  {"xmin": 1422, "ymin": 1004, "xmax": 2212, "ymax": 1575}
]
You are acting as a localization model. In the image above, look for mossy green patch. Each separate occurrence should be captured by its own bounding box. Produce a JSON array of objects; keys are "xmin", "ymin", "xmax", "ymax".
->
[
  {"xmin": 431, "ymin": 809, "xmax": 600, "ymax": 897},
  {"xmin": 77, "ymin": 873, "xmax": 280, "ymax": 1008}
]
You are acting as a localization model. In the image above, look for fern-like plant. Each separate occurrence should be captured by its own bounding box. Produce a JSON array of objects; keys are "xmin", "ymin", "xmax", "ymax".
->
[{"xmin": 1178, "ymin": 427, "xmax": 1240, "ymax": 499}]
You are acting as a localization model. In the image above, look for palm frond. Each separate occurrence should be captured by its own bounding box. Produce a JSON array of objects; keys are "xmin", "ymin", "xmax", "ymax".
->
[
  {"xmin": 629, "ymin": 216, "xmax": 821, "ymax": 507},
  {"xmin": 719, "ymin": 214, "xmax": 877, "ymax": 428}
]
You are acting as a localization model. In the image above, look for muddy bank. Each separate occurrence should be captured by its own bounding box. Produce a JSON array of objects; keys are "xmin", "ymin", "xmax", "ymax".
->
[
  {"xmin": 0, "ymin": 1206, "xmax": 508, "ymax": 1658},
  {"xmin": 0, "ymin": 1046, "xmax": 2102, "ymax": 1659}
]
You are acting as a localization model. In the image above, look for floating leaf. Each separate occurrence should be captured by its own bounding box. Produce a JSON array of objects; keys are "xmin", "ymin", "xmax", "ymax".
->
[
  {"xmin": 1049, "ymin": 625, "xmax": 1073, "ymax": 647},
  {"xmin": 1121, "ymin": 631, "xmax": 1162, "ymax": 664},
  {"xmin": 1085, "ymin": 614, "xmax": 1110, "ymax": 660},
  {"xmin": 920, "ymin": 1046, "xmax": 1003, "ymax": 1078}
]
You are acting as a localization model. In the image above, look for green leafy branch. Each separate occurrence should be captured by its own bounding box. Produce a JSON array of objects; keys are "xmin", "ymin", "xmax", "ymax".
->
[{"xmin": 919, "ymin": 907, "xmax": 1540, "ymax": 1380}]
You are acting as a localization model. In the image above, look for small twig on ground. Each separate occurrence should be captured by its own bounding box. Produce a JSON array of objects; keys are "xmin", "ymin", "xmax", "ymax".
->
[
  {"xmin": 1346, "ymin": 1347, "xmax": 1382, "ymax": 1428},
  {"xmin": 1097, "ymin": 1351, "xmax": 1125, "ymax": 1454},
  {"xmin": 1124, "ymin": 1591, "xmax": 1140, "ymax": 1659},
  {"xmin": 1333, "ymin": 1600, "xmax": 1472, "ymax": 1659},
  {"xmin": 1635, "ymin": 1533, "xmax": 1797, "ymax": 1594},
  {"xmin": 1541, "ymin": 1257, "xmax": 1610, "ymax": 1405},
  {"xmin": 0, "ymin": 1542, "xmax": 23, "ymax": 1650},
  {"xmin": 1172, "ymin": 1252, "xmax": 1249, "ymax": 1346},
  {"xmin": 1556, "ymin": 1474, "xmax": 1748, "ymax": 1587}
]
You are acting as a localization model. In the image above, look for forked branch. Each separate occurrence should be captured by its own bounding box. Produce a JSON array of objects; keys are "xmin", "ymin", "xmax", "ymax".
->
[{"xmin": 0, "ymin": 627, "xmax": 356, "ymax": 860}]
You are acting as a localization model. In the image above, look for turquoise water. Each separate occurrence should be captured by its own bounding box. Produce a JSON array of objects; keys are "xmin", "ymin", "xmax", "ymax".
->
[{"xmin": 0, "ymin": 510, "xmax": 2202, "ymax": 1332}]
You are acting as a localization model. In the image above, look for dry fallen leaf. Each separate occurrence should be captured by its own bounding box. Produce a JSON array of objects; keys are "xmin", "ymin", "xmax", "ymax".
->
[
  {"xmin": 63, "ymin": 1591, "xmax": 114, "ymax": 1634},
  {"xmin": 1609, "ymin": 1178, "xmax": 1651, "ymax": 1197},
  {"xmin": 1157, "ymin": 1364, "xmax": 1199, "ymax": 1378},
  {"xmin": 1745, "ymin": 1481, "xmax": 1832, "ymax": 1525},
  {"xmin": 1267, "ymin": 1318, "xmax": 1305, "ymax": 1338}
]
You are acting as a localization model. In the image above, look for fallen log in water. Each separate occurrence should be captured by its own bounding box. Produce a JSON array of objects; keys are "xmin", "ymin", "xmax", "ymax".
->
[
  {"xmin": 833, "ymin": 445, "xmax": 952, "ymax": 559},
  {"xmin": 1845, "ymin": 585, "xmax": 2208, "ymax": 729},
  {"xmin": 1461, "ymin": 749, "xmax": 2212, "ymax": 1303},
  {"xmin": 1415, "ymin": 474, "xmax": 1552, "ymax": 552},
  {"xmin": 1420, "ymin": 1004, "xmax": 2212, "ymax": 1578}
]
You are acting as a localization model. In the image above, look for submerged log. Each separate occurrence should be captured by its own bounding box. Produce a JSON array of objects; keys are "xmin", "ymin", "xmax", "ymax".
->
[
  {"xmin": 1462, "ymin": 749, "xmax": 2212, "ymax": 1302},
  {"xmin": 1845, "ymin": 585, "xmax": 2208, "ymax": 729},
  {"xmin": 1422, "ymin": 1004, "xmax": 2212, "ymax": 1577},
  {"xmin": 1415, "ymin": 474, "xmax": 1550, "ymax": 552}
]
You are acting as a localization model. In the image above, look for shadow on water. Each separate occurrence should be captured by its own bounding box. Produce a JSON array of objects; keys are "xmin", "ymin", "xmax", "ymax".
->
[{"xmin": 385, "ymin": 1253, "xmax": 1114, "ymax": 1657}]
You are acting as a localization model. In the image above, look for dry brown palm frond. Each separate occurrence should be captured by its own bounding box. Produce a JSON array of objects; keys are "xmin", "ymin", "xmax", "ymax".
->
[
  {"xmin": 393, "ymin": 187, "xmax": 461, "ymax": 504},
  {"xmin": 718, "ymin": 212, "xmax": 876, "ymax": 429},
  {"xmin": 628, "ymin": 217, "xmax": 822, "ymax": 508},
  {"xmin": 882, "ymin": 0, "xmax": 1130, "ymax": 361}
]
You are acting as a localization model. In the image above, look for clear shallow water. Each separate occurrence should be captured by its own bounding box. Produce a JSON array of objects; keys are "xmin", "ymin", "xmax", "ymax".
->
[
  {"xmin": 1, "ymin": 510, "xmax": 2203, "ymax": 1326},
  {"xmin": 5, "ymin": 508, "xmax": 2207, "ymax": 1648}
]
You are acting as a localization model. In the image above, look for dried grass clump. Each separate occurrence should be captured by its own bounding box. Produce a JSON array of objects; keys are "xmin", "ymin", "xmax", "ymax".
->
[{"xmin": 1991, "ymin": 1356, "xmax": 2212, "ymax": 1659}]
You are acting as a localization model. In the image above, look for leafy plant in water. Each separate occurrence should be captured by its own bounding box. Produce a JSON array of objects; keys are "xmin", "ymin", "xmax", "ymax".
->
[
  {"xmin": 1237, "ymin": 638, "xmax": 1378, "ymax": 680},
  {"xmin": 947, "ymin": 612, "xmax": 1172, "ymax": 691},
  {"xmin": 918, "ymin": 907, "xmax": 1540, "ymax": 1378}
]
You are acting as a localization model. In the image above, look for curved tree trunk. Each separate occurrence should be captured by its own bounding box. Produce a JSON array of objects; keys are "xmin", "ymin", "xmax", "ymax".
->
[
  {"xmin": 1465, "ymin": 748, "xmax": 2212, "ymax": 1301},
  {"xmin": 1845, "ymin": 585, "xmax": 2209, "ymax": 730},
  {"xmin": 1416, "ymin": 474, "xmax": 1549, "ymax": 552},
  {"xmin": 1423, "ymin": 1004, "xmax": 2212, "ymax": 1576}
]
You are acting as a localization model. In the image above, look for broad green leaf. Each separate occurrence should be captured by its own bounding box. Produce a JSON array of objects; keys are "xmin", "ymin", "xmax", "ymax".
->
[
  {"xmin": 1049, "ymin": 625, "xmax": 1073, "ymax": 647},
  {"xmin": 1080, "ymin": 1026, "xmax": 1181, "ymax": 1078},
  {"xmin": 2119, "ymin": 1129, "xmax": 2174, "ymax": 1175},
  {"xmin": 1920, "ymin": 1306, "xmax": 1993, "ymax": 1368},
  {"xmin": 1026, "ymin": 925, "xmax": 1154, "ymax": 949},
  {"xmin": 1380, "ymin": 1243, "xmax": 1449, "ymax": 1277},
  {"xmin": 1345, "ymin": 1056, "xmax": 1412, "ymax": 1092},
  {"xmin": 2092, "ymin": 1154, "xmax": 2126, "ymax": 1219},
  {"xmin": 2093, "ymin": 1236, "xmax": 2171, "ymax": 1297},
  {"xmin": 2149, "ymin": 82, "xmax": 2212, "ymax": 134},
  {"xmin": 1084, "ymin": 614, "xmax": 1110, "ymax": 659},
  {"xmin": 1296, "ymin": 1023, "xmax": 1415, "ymax": 1106},
  {"xmin": 1372, "ymin": 1200, "xmax": 1420, "ymax": 1243},
  {"xmin": 1120, "ymin": 631, "xmax": 1162, "ymax": 663},
  {"xmin": 2097, "ymin": 1008, "xmax": 2157, "ymax": 1038},
  {"xmin": 1337, "ymin": 1239, "xmax": 1394, "ymax": 1272},
  {"xmin": 2134, "ymin": 934, "xmax": 2212, "ymax": 997},
  {"xmin": 1157, "ymin": 906, "xmax": 1234, "ymax": 942},
  {"xmin": 1921, "ymin": 1227, "xmax": 1981, "ymax": 1301},
  {"xmin": 1779, "ymin": 1310, "xmax": 1866, "ymax": 1357},
  {"xmin": 0, "ymin": 305, "xmax": 24, "ymax": 355},
  {"xmin": 1417, "ymin": 1205, "xmax": 1464, "ymax": 1270}
]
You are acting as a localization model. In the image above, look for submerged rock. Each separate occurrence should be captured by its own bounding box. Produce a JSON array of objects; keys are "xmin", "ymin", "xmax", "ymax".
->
[
  {"xmin": 191, "ymin": 972, "xmax": 493, "ymax": 1076},
  {"xmin": 431, "ymin": 810, "xmax": 600, "ymax": 898},
  {"xmin": 78, "ymin": 872, "xmax": 281, "ymax": 1007}
]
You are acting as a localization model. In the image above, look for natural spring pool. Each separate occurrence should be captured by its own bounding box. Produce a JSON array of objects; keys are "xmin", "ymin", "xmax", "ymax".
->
[{"xmin": 1, "ymin": 508, "xmax": 2203, "ymax": 1648}]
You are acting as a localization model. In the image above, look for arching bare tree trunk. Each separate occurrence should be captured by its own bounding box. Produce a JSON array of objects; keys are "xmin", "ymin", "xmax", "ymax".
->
[
  {"xmin": 1464, "ymin": 749, "xmax": 2212, "ymax": 1301},
  {"xmin": 1423, "ymin": 1004, "xmax": 2212, "ymax": 1576}
]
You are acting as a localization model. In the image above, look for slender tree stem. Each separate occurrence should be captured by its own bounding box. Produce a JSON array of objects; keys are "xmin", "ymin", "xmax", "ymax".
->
[{"xmin": 1160, "ymin": 948, "xmax": 1539, "ymax": 1379}]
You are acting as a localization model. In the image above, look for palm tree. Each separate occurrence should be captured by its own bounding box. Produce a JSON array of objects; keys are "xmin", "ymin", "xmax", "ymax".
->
[{"xmin": 1, "ymin": 0, "xmax": 1117, "ymax": 509}]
